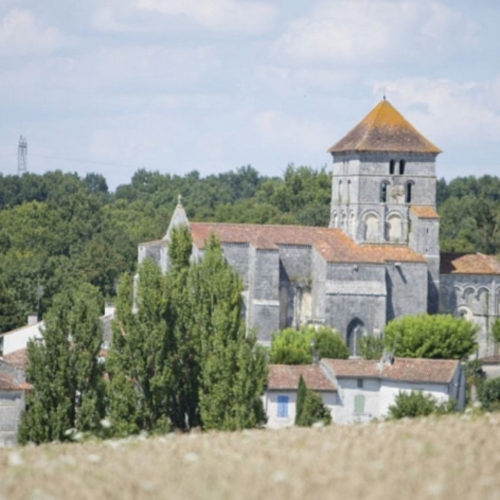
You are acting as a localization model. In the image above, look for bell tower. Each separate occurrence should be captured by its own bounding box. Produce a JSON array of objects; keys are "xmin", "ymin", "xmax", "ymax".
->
[
  {"xmin": 327, "ymin": 98, "xmax": 441, "ymax": 245},
  {"xmin": 327, "ymin": 98, "xmax": 442, "ymax": 312}
]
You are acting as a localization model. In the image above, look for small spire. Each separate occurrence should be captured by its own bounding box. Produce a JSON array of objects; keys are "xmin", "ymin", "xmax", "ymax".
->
[
  {"xmin": 177, "ymin": 193, "xmax": 182, "ymax": 206},
  {"xmin": 383, "ymin": 87, "xmax": 386, "ymax": 101}
]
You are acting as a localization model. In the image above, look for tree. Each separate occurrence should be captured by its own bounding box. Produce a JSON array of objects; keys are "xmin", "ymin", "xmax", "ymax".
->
[
  {"xmin": 492, "ymin": 319, "xmax": 500, "ymax": 345},
  {"xmin": 359, "ymin": 336, "xmax": 385, "ymax": 360},
  {"xmin": 108, "ymin": 230, "xmax": 267, "ymax": 433},
  {"xmin": 313, "ymin": 326, "xmax": 349, "ymax": 359},
  {"xmin": 270, "ymin": 328, "xmax": 314, "ymax": 364},
  {"xmin": 18, "ymin": 282, "xmax": 105, "ymax": 444},
  {"xmin": 296, "ymin": 390, "xmax": 332, "ymax": 426},
  {"xmin": 388, "ymin": 391, "xmax": 454, "ymax": 419},
  {"xmin": 106, "ymin": 260, "xmax": 175, "ymax": 435},
  {"xmin": 295, "ymin": 375, "xmax": 307, "ymax": 425},
  {"xmin": 190, "ymin": 234, "xmax": 267, "ymax": 430},
  {"xmin": 270, "ymin": 326, "xmax": 348, "ymax": 364},
  {"xmin": 0, "ymin": 277, "xmax": 23, "ymax": 334},
  {"xmin": 384, "ymin": 314, "xmax": 477, "ymax": 360},
  {"xmin": 478, "ymin": 378, "xmax": 500, "ymax": 411}
]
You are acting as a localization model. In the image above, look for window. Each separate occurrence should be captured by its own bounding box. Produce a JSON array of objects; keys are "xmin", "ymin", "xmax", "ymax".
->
[
  {"xmin": 399, "ymin": 159, "xmax": 406, "ymax": 175},
  {"xmin": 338, "ymin": 180, "xmax": 342, "ymax": 203},
  {"xmin": 277, "ymin": 395, "xmax": 289, "ymax": 418},
  {"xmin": 354, "ymin": 394, "xmax": 365, "ymax": 414},
  {"xmin": 357, "ymin": 379, "xmax": 364, "ymax": 388},
  {"xmin": 405, "ymin": 182, "xmax": 412, "ymax": 203},
  {"xmin": 380, "ymin": 181, "xmax": 389, "ymax": 203},
  {"xmin": 389, "ymin": 160, "xmax": 395, "ymax": 175}
]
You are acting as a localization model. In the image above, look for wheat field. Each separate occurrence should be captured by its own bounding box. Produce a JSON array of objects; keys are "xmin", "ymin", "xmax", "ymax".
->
[{"xmin": 1, "ymin": 414, "xmax": 499, "ymax": 500}]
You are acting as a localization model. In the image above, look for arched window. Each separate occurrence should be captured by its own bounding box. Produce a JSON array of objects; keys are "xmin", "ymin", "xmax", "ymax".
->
[
  {"xmin": 399, "ymin": 159, "xmax": 406, "ymax": 175},
  {"xmin": 338, "ymin": 180, "xmax": 342, "ymax": 203},
  {"xmin": 363, "ymin": 213, "xmax": 378, "ymax": 241},
  {"xmin": 346, "ymin": 318, "xmax": 366, "ymax": 356},
  {"xmin": 389, "ymin": 160, "xmax": 395, "ymax": 175},
  {"xmin": 380, "ymin": 181, "xmax": 390, "ymax": 203},
  {"xmin": 405, "ymin": 182, "xmax": 413, "ymax": 203},
  {"xmin": 347, "ymin": 179, "xmax": 351, "ymax": 204}
]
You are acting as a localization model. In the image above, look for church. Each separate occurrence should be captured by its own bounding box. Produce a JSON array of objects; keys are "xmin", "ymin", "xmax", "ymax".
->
[{"xmin": 139, "ymin": 99, "xmax": 500, "ymax": 358}]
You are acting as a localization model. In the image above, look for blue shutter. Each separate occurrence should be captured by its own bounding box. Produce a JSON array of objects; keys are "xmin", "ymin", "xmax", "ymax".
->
[{"xmin": 277, "ymin": 395, "xmax": 289, "ymax": 418}]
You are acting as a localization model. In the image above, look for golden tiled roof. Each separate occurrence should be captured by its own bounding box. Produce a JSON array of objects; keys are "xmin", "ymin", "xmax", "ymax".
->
[
  {"xmin": 441, "ymin": 253, "xmax": 500, "ymax": 275},
  {"xmin": 410, "ymin": 205, "xmax": 439, "ymax": 219},
  {"xmin": 267, "ymin": 364, "xmax": 336, "ymax": 391},
  {"xmin": 190, "ymin": 222, "xmax": 426, "ymax": 264},
  {"xmin": 328, "ymin": 99, "xmax": 441, "ymax": 154},
  {"xmin": 322, "ymin": 357, "xmax": 459, "ymax": 384}
]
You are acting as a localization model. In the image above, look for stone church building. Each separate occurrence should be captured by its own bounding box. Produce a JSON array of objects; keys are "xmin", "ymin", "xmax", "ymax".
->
[{"xmin": 139, "ymin": 99, "xmax": 500, "ymax": 358}]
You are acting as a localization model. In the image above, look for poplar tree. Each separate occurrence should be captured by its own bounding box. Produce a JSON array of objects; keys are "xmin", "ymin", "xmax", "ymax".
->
[
  {"xmin": 106, "ymin": 259, "xmax": 174, "ymax": 434},
  {"xmin": 107, "ymin": 229, "xmax": 267, "ymax": 433},
  {"xmin": 18, "ymin": 282, "xmax": 105, "ymax": 444},
  {"xmin": 189, "ymin": 234, "xmax": 267, "ymax": 430},
  {"xmin": 295, "ymin": 375, "xmax": 307, "ymax": 424}
]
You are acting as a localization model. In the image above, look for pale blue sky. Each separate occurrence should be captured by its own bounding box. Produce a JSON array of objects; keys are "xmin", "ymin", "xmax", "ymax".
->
[{"xmin": 0, "ymin": 0, "xmax": 499, "ymax": 189}]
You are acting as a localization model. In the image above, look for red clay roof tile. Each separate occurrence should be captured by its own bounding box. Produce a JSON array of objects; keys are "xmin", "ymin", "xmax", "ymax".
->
[
  {"xmin": 410, "ymin": 205, "xmax": 439, "ymax": 219},
  {"xmin": 190, "ymin": 222, "xmax": 426, "ymax": 264},
  {"xmin": 440, "ymin": 253, "xmax": 500, "ymax": 275},
  {"xmin": 322, "ymin": 357, "xmax": 459, "ymax": 384},
  {"xmin": 267, "ymin": 364, "xmax": 336, "ymax": 391}
]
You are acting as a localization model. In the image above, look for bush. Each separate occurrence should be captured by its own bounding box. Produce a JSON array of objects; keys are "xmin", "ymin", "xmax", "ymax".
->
[
  {"xmin": 296, "ymin": 390, "xmax": 332, "ymax": 426},
  {"xmin": 359, "ymin": 336, "xmax": 384, "ymax": 360},
  {"xmin": 388, "ymin": 391, "xmax": 455, "ymax": 419},
  {"xmin": 313, "ymin": 326, "xmax": 349, "ymax": 359},
  {"xmin": 384, "ymin": 314, "xmax": 477, "ymax": 360},
  {"xmin": 478, "ymin": 378, "xmax": 500, "ymax": 411},
  {"xmin": 269, "ymin": 326, "xmax": 348, "ymax": 364},
  {"xmin": 492, "ymin": 319, "xmax": 500, "ymax": 345}
]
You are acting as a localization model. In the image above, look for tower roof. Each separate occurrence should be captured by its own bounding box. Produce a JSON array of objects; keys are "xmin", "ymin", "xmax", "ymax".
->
[
  {"xmin": 327, "ymin": 99, "xmax": 441, "ymax": 155},
  {"xmin": 163, "ymin": 194, "xmax": 190, "ymax": 241}
]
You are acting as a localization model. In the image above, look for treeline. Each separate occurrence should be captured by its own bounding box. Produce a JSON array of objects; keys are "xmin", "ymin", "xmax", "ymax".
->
[{"xmin": 0, "ymin": 166, "xmax": 499, "ymax": 332}]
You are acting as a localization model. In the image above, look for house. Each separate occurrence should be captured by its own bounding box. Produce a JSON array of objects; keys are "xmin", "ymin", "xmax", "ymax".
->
[
  {"xmin": 265, "ymin": 357, "xmax": 465, "ymax": 427},
  {"xmin": 139, "ymin": 99, "xmax": 500, "ymax": 357},
  {"xmin": 265, "ymin": 364, "xmax": 336, "ymax": 428},
  {"xmin": 0, "ymin": 356, "xmax": 30, "ymax": 446}
]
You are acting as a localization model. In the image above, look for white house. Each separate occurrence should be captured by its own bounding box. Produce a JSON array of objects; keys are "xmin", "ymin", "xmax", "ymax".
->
[
  {"xmin": 321, "ymin": 357, "xmax": 465, "ymax": 424},
  {"xmin": 265, "ymin": 364, "xmax": 337, "ymax": 429},
  {"xmin": 265, "ymin": 357, "xmax": 465, "ymax": 427},
  {"xmin": 0, "ymin": 316, "xmax": 43, "ymax": 357}
]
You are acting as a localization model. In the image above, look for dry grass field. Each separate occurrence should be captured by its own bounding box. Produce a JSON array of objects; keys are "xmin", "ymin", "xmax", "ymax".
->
[{"xmin": 1, "ymin": 414, "xmax": 500, "ymax": 500}]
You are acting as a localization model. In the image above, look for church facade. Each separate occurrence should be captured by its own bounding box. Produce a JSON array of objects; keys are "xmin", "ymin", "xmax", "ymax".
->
[{"xmin": 139, "ymin": 99, "xmax": 500, "ymax": 358}]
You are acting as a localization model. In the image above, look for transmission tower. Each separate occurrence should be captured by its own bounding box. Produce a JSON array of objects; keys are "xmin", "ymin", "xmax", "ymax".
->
[{"xmin": 17, "ymin": 135, "xmax": 27, "ymax": 175}]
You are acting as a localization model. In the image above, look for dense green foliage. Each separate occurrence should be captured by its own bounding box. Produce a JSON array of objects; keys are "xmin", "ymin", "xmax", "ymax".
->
[
  {"xmin": 388, "ymin": 391, "xmax": 455, "ymax": 419},
  {"xmin": 478, "ymin": 378, "xmax": 500, "ymax": 411},
  {"xmin": 295, "ymin": 375, "xmax": 307, "ymax": 425},
  {"xmin": 108, "ymin": 227, "xmax": 267, "ymax": 434},
  {"xmin": 0, "ymin": 167, "xmax": 498, "ymax": 336},
  {"xmin": 438, "ymin": 176, "xmax": 500, "ymax": 254},
  {"xmin": 18, "ymin": 283, "xmax": 105, "ymax": 444},
  {"xmin": 295, "ymin": 390, "xmax": 332, "ymax": 426},
  {"xmin": 269, "ymin": 326, "xmax": 348, "ymax": 364},
  {"xmin": 384, "ymin": 314, "xmax": 478, "ymax": 360},
  {"xmin": 359, "ymin": 335, "xmax": 385, "ymax": 360},
  {"xmin": 492, "ymin": 319, "xmax": 500, "ymax": 345}
]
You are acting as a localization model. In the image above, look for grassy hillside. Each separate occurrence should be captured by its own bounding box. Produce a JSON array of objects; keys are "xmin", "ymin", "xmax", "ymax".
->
[{"xmin": 1, "ymin": 414, "xmax": 499, "ymax": 499}]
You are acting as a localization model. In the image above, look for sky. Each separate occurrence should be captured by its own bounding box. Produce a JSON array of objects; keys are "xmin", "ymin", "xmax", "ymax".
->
[{"xmin": 0, "ymin": 0, "xmax": 499, "ymax": 190}]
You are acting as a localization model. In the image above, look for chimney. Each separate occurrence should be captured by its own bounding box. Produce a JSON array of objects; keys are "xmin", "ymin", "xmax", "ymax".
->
[{"xmin": 27, "ymin": 314, "xmax": 38, "ymax": 325}]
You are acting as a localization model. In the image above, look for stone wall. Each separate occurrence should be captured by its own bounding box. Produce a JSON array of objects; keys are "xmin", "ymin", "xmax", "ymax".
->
[{"xmin": 440, "ymin": 274, "xmax": 500, "ymax": 357}]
